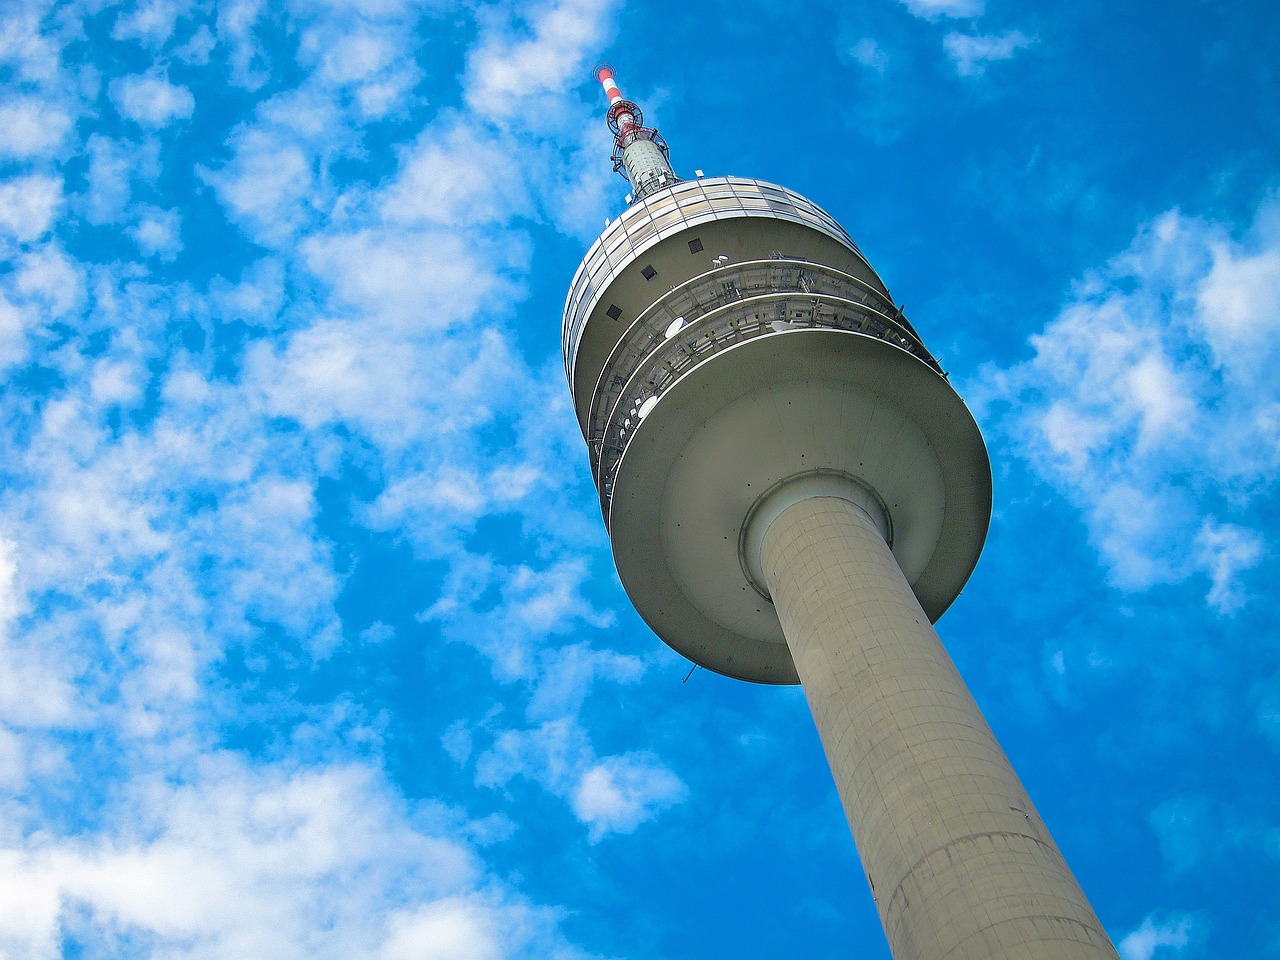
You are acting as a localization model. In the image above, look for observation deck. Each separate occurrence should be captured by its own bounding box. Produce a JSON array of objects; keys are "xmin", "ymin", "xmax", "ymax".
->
[{"xmin": 562, "ymin": 177, "xmax": 991, "ymax": 683}]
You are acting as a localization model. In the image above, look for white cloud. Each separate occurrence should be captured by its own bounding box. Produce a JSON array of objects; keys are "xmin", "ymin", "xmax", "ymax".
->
[
  {"xmin": 379, "ymin": 124, "xmax": 531, "ymax": 228},
  {"xmin": 974, "ymin": 200, "xmax": 1280, "ymax": 608},
  {"xmin": 0, "ymin": 757, "xmax": 592, "ymax": 960},
  {"xmin": 0, "ymin": 539, "xmax": 79, "ymax": 730},
  {"xmin": 943, "ymin": 30, "xmax": 1034, "ymax": 77},
  {"xmin": 84, "ymin": 135, "xmax": 162, "ymax": 226},
  {"xmin": 378, "ymin": 897, "xmax": 502, "ymax": 960},
  {"xmin": 899, "ymin": 0, "xmax": 983, "ymax": 20},
  {"xmin": 1195, "ymin": 520, "xmax": 1263, "ymax": 612},
  {"xmin": 525, "ymin": 643, "xmax": 643, "ymax": 722},
  {"xmin": 0, "ymin": 174, "xmax": 62, "ymax": 242},
  {"xmin": 217, "ymin": 0, "xmax": 270, "ymax": 89},
  {"xmin": 112, "ymin": 0, "xmax": 193, "ymax": 48},
  {"xmin": 464, "ymin": 0, "xmax": 615, "ymax": 121},
  {"xmin": 850, "ymin": 38, "xmax": 889, "ymax": 73},
  {"xmin": 476, "ymin": 720, "xmax": 685, "ymax": 842},
  {"xmin": 0, "ymin": 11, "xmax": 62, "ymax": 83},
  {"xmin": 10, "ymin": 244, "xmax": 83, "ymax": 318},
  {"xmin": 1119, "ymin": 914, "xmax": 1195, "ymax": 960},
  {"xmin": 0, "ymin": 97, "xmax": 72, "ymax": 158},
  {"xmin": 130, "ymin": 206, "xmax": 183, "ymax": 260},
  {"xmin": 300, "ymin": 228, "xmax": 524, "ymax": 329},
  {"xmin": 204, "ymin": 129, "xmax": 315, "ymax": 243},
  {"xmin": 111, "ymin": 71, "xmax": 196, "ymax": 128},
  {"xmin": 1195, "ymin": 234, "xmax": 1280, "ymax": 375},
  {"xmin": 177, "ymin": 23, "xmax": 216, "ymax": 64},
  {"xmin": 317, "ymin": 29, "xmax": 396, "ymax": 84},
  {"xmin": 0, "ymin": 292, "xmax": 34, "ymax": 371},
  {"xmin": 418, "ymin": 555, "xmax": 613, "ymax": 683},
  {"xmin": 209, "ymin": 258, "xmax": 285, "ymax": 326},
  {"xmin": 0, "ymin": 9, "xmax": 687, "ymax": 959},
  {"xmin": 571, "ymin": 753, "xmax": 687, "ymax": 843},
  {"xmin": 200, "ymin": 87, "xmax": 347, "ymax": 244},
  {"xmin": 296, "ymin": 18, "xmax": 420, "ymax": 119}
]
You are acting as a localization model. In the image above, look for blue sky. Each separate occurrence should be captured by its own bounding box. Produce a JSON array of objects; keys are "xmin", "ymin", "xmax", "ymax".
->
[{"xmin": 0, "ymin": 0, "xmax": 1276, "ymax": 957}]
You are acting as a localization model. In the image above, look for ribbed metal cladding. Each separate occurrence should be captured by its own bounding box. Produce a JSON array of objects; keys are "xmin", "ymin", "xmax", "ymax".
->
[{"xmin": 759, "ymin": 496, "xmax": 1119, "ymax": 960}]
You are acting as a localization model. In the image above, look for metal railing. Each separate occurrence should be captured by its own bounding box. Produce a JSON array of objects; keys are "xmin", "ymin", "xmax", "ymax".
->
[
  {"xmin": 592, "ymin": 286, "xmax": 942, "ymax": 518},
  {"xmin": 586, "ymin": 259, "xmax": 933, "ymax": 455}
]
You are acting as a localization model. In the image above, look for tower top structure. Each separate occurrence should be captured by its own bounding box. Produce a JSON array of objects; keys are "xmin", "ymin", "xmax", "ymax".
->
[{"xmin": 593, "ymin": 63, "xmax": 679, "ymax": 202}]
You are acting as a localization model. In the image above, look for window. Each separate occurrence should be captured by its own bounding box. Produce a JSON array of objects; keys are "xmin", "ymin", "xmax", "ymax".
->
[
  {"xmin": 688, "ymin": 238, "xmax": 703, "ymax": 254},
  {"xmin": 606, "ymin": 304, "xmax": 622, "ymax": 320},
  {"xmin": 641, "ymin": 265, "xmax": 657, "ymax": 281}
]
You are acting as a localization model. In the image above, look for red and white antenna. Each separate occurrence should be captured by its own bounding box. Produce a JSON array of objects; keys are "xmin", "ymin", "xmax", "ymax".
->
[{"xmin": 593, "ymin": 62, "xmax": 679, "ymax": 203}]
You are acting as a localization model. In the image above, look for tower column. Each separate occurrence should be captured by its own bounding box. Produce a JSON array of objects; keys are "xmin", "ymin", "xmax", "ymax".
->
[{"xmin": 759, "ymin": 496, "xmax": 1119, "ymax": 960}]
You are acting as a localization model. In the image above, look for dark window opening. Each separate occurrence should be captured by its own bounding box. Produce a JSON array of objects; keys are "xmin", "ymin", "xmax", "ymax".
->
[
  {"xmin": 606, "ymin": 304, "xmax": 622, "ymax": 320},
  {"xmin": 687, "ymin": 238, "xmax": 703, "ymax": 253},
  {"xmin": 641, "ymin": 264, "xmax": 657, "ymax": 281}
]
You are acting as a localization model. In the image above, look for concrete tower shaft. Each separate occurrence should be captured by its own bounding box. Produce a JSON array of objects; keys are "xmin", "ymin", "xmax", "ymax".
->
[
  {"xmin": 564, "ymin": 66, "xmax": 1121, "ymax": 960},
  {"xmin": 762, "ymin": 496, "xmax": 1116, "ymax": 959}
]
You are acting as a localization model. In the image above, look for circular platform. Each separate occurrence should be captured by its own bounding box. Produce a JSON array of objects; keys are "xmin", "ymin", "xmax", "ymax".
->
[{"xmin": 608, "ymin": 328, "xmax": 991, "ymax": 684}]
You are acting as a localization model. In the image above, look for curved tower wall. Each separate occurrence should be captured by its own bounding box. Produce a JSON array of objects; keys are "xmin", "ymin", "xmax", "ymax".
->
[{"xmin": 563, "ymin": 67, "xmax": 1121, "ymax": 960}]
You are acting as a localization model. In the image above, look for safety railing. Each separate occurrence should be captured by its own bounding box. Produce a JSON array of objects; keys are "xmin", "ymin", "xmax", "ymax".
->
[
  {"xmin": 586, "ymin": 259, "xmax": 933, "ymax": 452},
  {"xmin": 592, "ymin": 290, "xmax": 941, "ymax": 518}
]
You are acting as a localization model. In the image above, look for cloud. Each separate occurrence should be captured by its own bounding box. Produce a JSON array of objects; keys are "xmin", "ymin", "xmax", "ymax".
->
[
  {"xmin": 112, "ymin": 0, "xmax": 194, "ymax": 48},
  {"xmin": 974, "ymin": 199, "xmax": 1280, "ymax": 609},
  {"xmin": 898, "ymin": 0, "xmax": 983, "ymax": 20},
  {"xmin": 1118, "ymin": 914, "xmax": 1196, "ymax": 960},
  {"xmin": 1195, "ymin": 223, "xmax": 1280, "ymax": 374},
  {"xmin": 1194, "ymin": 520, "xmax": 1263, "ymax": 612},
  {"xmin": 83, "ymin": 135, "xmax": 162, "ymax": 226},
  {"xmin": 943, "ymin": 30, "xmax": 1034, "ymax": 76},
  {"xmin": 0, "ymin": 538, "xmax": 79, "ymax": 730},
  {"xmin": 464, "ymin": 0, "xmax": 616, "ymax": 121},
  {"xmin": 208, "ymin": 257, "xmax": 286, "ymax": 326},
  {"xmin": 0, "ymin": 10, "xmax": 62, "ymax": 83},
  {"xmin": 9, "ymin": 243, "xmax": 83, "ymax": 319},
  {"xmin": 379, "ymin": 123, "xmax": 531, "ymax": 228},
  {"xmin": 200, "ymin": 87, "xmax": 347, "ymax": 245},
  {"xmin": 0, "ymin": 756, "xmax": 594, "ymax": 960},
  {"xmin": 0, "ymin": 174, "xmax": 62, "ymax": 242},
  {"xmin": 0, "ymin": 292, "xmax": 34, "ymax": 370},
  {"xmin": 849, "ymin": 37, "xmax": 890, "ymax": 73},
  {"xmin": 0, "ymin": 97, "xmax": 72, "ymax": 158},
  {"xmin": 300, "ymin": 228, "xmax": 525, "ymax": 330},
  {"xmin": 294, "ymin": 9, "xmax": 423, "ymax": 119},
  {"xmin": 570, "ymin": 753, "xmax": 687, "ymax": 843},
  {"xmin": 216, "ymin": 0, "xmax": 270, "ymax": 89},
  {"xmin": 476, "ymin": 720, "xmax": 685, "ymax": 842},
  {"xmin": 130, "ymin": 206, "xmax": 183, "ymax": 260},
  {"xmin": 418, "ymin": 555, "xmax": 614, "ymax": 683},
  {"xmin": 111, "ymin": 71, "xmax": 196, "ymax": 127},
  {"xmin": 202, "ymin": 131, "xmax": 316, "ymax": 244}
]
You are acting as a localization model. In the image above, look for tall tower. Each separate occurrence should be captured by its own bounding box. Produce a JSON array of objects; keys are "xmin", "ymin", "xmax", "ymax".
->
[{"xmin": 563, "ymin": 65, "xmax": 1121, "ymax": 960}]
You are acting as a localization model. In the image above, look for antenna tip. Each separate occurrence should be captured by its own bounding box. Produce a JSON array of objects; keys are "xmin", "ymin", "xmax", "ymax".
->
[{"xmin": 593, "ymin": 60, "xmax": 616, "ymax": 84}]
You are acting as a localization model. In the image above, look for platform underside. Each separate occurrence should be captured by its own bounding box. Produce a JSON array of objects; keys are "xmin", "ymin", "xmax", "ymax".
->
[{"xmin": 608, "ymin": 329, "xmax": 991, "ymax": 684}]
